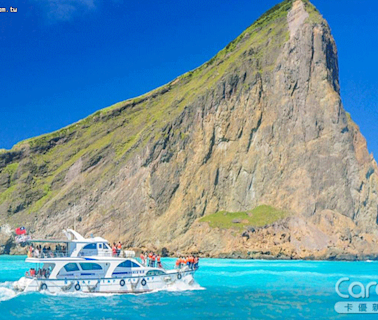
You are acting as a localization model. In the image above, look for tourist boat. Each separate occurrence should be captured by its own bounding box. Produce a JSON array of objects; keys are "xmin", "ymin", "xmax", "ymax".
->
[{"xmin": 13, "ymin": 229, "xmax": 197, "ymax": 293}]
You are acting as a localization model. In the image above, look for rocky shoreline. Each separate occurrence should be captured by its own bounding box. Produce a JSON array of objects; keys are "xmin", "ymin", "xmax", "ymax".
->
[
  {"xmin": 2, "ymin": 247, "xmax": 378, "ymax": 262},
  {"xmin": 3, "ymin": 208, "xmax": 378, "ymax": 261}
]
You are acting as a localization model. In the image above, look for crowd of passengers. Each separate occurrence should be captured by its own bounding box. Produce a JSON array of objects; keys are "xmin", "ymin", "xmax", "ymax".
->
[
  {"xmin": 139, "ymin": 252, "xmax": 199, "ymax": 270},
  {"xmin": 139, "ymin": 252, "xmax": 162, "ymax": 268},
  {"xmin": 175, "ymin": 256, "xmax": 199, "ymax": 270},
  {"xmin": 25, "ymin": 266, "xmax": 52, "ymax": 278},
  {"xmin": 27, "ymin": 244, "xmax": 67, "ymax": 258}
]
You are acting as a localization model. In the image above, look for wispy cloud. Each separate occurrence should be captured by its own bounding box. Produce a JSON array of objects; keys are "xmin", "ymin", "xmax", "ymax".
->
[{"xmin": 33, "ymin": 0, "xmax": 98, "ymax": 22}]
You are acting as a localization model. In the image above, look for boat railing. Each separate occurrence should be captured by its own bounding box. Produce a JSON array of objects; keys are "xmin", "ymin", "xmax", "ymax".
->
[
  {"xmin": 28, "ymin": 250, "xmax": 115, "ymax": 259},
  {"xmin": 136, "ymin": 258, "xmax": 171, "ymax": 270},
  {"xmin": 95, "ymin": 251, "xmax": 112, "ymax": 257},
  {"xmin": 27, "ymin": 250, "xmax": 69, "ymax": 259},
  {"xmin": 25, "ymin": 273, "xmax": 51, "ymax": 279}
]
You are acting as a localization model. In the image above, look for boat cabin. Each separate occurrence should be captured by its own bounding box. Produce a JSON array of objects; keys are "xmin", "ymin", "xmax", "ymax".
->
[{"xmin": 27, "ymin": 229, "xmax": 112, "ymax": 258}]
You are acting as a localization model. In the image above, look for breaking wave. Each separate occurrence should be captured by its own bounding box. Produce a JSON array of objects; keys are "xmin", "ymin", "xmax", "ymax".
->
[{"xmin": 0, "ymin": 282, "xmax": 19, "ymax": 302}]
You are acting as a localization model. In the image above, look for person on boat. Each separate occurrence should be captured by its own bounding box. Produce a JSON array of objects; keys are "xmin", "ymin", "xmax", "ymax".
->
[
  {"xmin": 28, "ymin": 246, "xmax": 33, "ymax": 258},
  {"xmin": 112, "ymin": 243, "xmax": 117, "ymax": 257},
  {"xmin": 179, "ymin": 257, "xmax": 185, "ymax": 269},
  {"xmin": 194, "ymin": 256, "xmax": 199, "ymax": 269},
  {"xmin": 175, "ymin": 258, "xmax": 180, "ymax": 269},
  {"xmin": 140, "ymin": 252, "xmax": 145, "ymax": 265},
  {"xmin": 148, "ymin": 252, "xmax": 153, "ymax": 267},
  {"xmin": 33, "ymin": 247, "xmax": 40, "ymax": 258},
  {"xmin": 157, "ymin": 254, "xmax": 162, "ymax": 268},
  {"xmin": 152, "ymin": 253, "xmax": 156, "ymax": 267},
  {"xmin": 117, "ymin": 242, "xmax": 122, "ymax": 256},
  {"xmin": 143, "ymin": 252, "xmax": 147, "ymax": 265},
  {"xmin": 30, "ymin": 268, "xmax": 36, "ymax": 277}
]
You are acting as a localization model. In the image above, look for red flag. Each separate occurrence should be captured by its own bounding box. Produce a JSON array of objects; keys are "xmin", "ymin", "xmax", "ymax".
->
[{"xmin": 15, "ymin": 227, "xmax": 26, "ymax": 235}]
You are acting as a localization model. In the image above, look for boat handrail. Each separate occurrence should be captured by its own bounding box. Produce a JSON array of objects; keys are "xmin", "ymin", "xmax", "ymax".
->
[
  {"xmin": 28, "ymin": 250, "xmax": 69, "ymax": 259},
  {"xmin": 27, "ymin": 249, "xmax": 117, "ymax": 259},
  {"xmin": 82, "ymin": 251, "xmax": 112, "ymax": 258},
  {"xmin": 136, "ymin": 258, "xmax": 171, "ymax": 270}
]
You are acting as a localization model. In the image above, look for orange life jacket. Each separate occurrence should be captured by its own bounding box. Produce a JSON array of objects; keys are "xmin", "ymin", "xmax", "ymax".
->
[
  {"xmin": 157, "ymin": 256, "xmax": 161, "ymax": 262},
  {"xmin": 175, "ymin": 260, "xmax": 180, "ymax": 266}
]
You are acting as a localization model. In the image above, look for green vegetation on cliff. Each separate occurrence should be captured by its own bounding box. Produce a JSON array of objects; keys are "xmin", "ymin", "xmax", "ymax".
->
[
  {"xmin": 199, "ymin": 205, "xmax": 288, "ymax": 230},
  {"xmin": 0, "ymin": 0, "xmax": 298, "ymax": 219}
]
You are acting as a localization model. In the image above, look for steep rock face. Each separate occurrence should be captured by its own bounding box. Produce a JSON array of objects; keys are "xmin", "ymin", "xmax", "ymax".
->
[{"xmin": 0, "ymin": 0, "xmax": 377, "ymax": 259}]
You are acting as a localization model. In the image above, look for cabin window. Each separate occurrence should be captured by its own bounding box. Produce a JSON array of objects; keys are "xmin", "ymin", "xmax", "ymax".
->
[
  {"xmin": 80, "ymin": 263, "xmax": 102, "ymax": 270},
  {"xmin": 98, "ymin": 244, "xmax": 103, "ymax": 249},
  {"xmin": 117, "ymin": 260, "xmax": 140, "ymax": 268},
  {"xmin": 83, "ymin": 243, "xmax": 97, "ymax": 250},
  {"xmin": 103, "ymin": 243, "xmax": 110, "ymax": 249},
  {"xmin": 64, "ymin": 263, "xmax": 79, "ymax": 272}
]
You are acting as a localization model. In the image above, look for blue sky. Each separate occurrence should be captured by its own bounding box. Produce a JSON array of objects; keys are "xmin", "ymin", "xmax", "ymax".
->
[{"xmin": 1, "ymin": 0, "xmax": 377, "ymax": 158}]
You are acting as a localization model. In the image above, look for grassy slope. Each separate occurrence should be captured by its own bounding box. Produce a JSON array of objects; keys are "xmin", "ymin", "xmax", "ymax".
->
[
  {"xmin": 198, "ymin": 205, "xmax": 288, "ymax": 230},
  {"xmin": 1, "ymin": 0, "xmax": 322, "ymax": 219}
]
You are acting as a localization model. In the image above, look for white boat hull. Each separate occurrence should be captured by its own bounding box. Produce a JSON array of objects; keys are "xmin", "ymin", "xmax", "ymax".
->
[{"xmin": 13, "ymin": 270, "xmax": 195, "ymax": 294}]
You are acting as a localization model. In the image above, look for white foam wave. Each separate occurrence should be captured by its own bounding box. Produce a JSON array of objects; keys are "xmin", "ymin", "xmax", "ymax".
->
[
  {"xmin": 164, "ymin": 280, "xmax": 205, "ymax": 292},
  {"xmin": 0, "ymin": 282, "xmax": 18, "ymax": 302}
]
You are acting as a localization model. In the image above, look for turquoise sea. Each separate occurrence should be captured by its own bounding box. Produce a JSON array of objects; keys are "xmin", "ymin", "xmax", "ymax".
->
[{"xmin": 1, "ymin": 255, "xmax": 377, "ymax": 319}]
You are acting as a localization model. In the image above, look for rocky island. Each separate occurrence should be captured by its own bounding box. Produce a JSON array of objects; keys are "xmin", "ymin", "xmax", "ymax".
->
[{"xmin": 1, "ymin": 0, "xmax": 377, "ymax": 260}]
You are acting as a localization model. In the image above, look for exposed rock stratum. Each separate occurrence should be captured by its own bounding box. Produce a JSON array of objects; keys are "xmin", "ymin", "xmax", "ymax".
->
[{"xmin": 1, "ymin": 0, "xmax": 377, "ymax": 259}]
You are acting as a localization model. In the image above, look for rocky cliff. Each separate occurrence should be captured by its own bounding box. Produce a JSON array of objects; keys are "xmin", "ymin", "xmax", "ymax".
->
[{"xmin": 1, "ymin": 0, "xmax": 377, "ymax": 259}]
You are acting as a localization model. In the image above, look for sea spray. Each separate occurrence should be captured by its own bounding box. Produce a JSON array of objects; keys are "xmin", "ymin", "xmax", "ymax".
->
[{"xmin": 0, "ymin": 282, "xmax": 18, "ymax": 302}]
